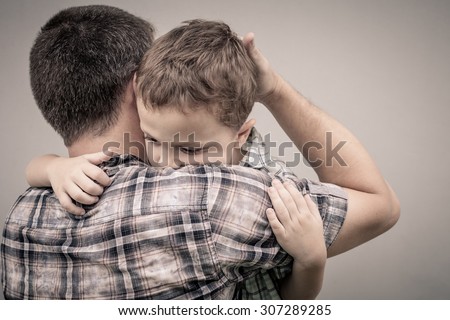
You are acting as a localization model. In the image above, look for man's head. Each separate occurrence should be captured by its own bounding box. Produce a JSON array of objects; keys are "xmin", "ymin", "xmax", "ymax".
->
[
  {"xmin": 30, "ymin": 5, "xmax": 154, "ymax": 147},
  {"xmin": 135, "ymin": 19, "xmax": 257, "ymax": 167}
]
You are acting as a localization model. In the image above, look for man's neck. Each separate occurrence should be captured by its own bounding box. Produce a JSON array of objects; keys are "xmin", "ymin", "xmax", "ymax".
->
[
  {"xmin": 68, "ymin": 84, "xmax": 146, "ymax": 160},
  {"xmin": 68, "ymin": 129, "xmax": 145, "ymax": 159}
]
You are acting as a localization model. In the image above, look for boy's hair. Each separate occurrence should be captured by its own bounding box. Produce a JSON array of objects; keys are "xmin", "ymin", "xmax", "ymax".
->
[
  {"xmin": 30, "ymin": 5, "xmax": 155, "ymax": 146},
  {"xmin": 136, "ymin": 19, "xmax": 257, "ymax": 129}
]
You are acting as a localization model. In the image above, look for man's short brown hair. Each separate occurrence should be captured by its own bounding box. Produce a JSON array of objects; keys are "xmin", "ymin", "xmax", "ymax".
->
[
  {"xmin": 136, "ymin": 19, "xmax": 257, "ymax": 129},
  {"xmin": 30, "ymin": 5, "xmax": 154, "ymax": 146}
]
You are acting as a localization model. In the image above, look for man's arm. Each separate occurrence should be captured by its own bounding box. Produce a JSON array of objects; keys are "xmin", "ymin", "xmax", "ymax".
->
[{"xmin": 244, "ymin": 34, "xmax": 400, "ymax": 257}]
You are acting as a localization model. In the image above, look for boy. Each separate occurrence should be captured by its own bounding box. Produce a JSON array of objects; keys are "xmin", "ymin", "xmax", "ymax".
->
[
  {"xmin": 27, "ymin": 20, "xmax": 328, "ymax": 299},
  {"xmin": 134, "ymin": 19, "xmax": 257, "ymax": 168}
]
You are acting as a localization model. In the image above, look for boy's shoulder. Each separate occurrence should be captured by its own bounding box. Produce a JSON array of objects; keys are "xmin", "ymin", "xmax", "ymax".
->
[{"xmin": 240, "ymin": 127, "xmax": 296, "ymax": 177}]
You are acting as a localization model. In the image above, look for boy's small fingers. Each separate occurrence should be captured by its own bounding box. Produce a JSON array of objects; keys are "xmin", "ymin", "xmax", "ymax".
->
[
  {"xmin": 105, "ymin": 147, "xmax": 120, "ymax": 156},
  {"xmin": 73, "ymin": 174, "xmax": 104, "ymax": 196},
  {"xmin": 266, "ymin": 208, "xmax": 285, "ymax": 237},
  {"xmin": 272, "ymin": 180, "xmax": 297, "ymax": 217},
  {"xmin": 59, "ymin": 193, "xmax": 85, "ymax": 216},
  {"xmin": 268, "ymin": 186, "xmax": 290, "ymax": 224},
  {"xmin": 82, "ymin": 151, "xmax": 112, "ymax": 165},
  {"xmin": 83, "ymin": 165, "xmax": 111, "ymax": 187},
  {"xmin": 284, "ymin": 181, "xmax": 308, "ymax": 212},
  {"xmin": 66, "ymin": 183, "xmax": 99, "ymax": 205}
]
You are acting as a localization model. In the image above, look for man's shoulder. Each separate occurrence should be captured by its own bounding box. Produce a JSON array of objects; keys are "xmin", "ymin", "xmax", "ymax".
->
[
  {"xmin": 104, "ymin": 155, "xmax": 273, "ymax": 191},
  {"xmin": 4, "ymin": 186, "xmax": 68, "ymax": 229},
  {"xmin": 9, "ymin": 187, "xmax": 56, "ymax": 211},
  {"xmin": 107, "ymin": 162, "xmax": 273, "ymax": 202},
  {"xmin": 5, "ymin": 157, "xmax": 274, "ymax": 228}
]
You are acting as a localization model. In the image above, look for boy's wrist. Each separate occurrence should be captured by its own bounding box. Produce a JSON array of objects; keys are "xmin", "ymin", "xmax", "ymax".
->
[
  {"xmin": 292, "ymin": 246, "xmax": 327, "ymax": 271},
  {"xmin": 281, "ymin": 257, "xmax": 326, "ymax": 300},
  {"xmin": 292, "ymin": 257, "xmax": 326, "ymax": 274},
  {"xmin": 46, "ymin": 155, "xmax": 62, "ymax": 186}
]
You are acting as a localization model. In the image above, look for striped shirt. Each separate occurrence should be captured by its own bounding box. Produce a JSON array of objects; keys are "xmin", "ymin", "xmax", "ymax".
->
[{"xmin": 1, "ymin": 129, "xmax": 347, "ymax": 299}]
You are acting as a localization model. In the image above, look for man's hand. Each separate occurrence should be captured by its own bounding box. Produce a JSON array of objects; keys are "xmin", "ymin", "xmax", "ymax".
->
[
  {"xmin": 47, "ymin": 152, "xmax": 112, "ymax": 215},
  {"xmin": 243, "ymin": 33, "xmax": 281, "ymax": 103}
]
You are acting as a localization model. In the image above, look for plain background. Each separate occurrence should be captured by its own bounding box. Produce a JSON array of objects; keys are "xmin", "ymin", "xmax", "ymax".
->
[{"xmin": 1, "ymin": 0, "xmax": 449, "ymax": 300}]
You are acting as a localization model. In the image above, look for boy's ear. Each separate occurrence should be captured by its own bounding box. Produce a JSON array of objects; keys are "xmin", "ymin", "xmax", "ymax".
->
[{"xmin": 237, "ymin": 119, "xmax": 256, "ymax": 147}]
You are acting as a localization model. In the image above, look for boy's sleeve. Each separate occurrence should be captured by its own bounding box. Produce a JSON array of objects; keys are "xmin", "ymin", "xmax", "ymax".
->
[
  {"xmin": 235, "ymin": 178, "xmax": 348, "ymax": 300},
  {"xmin": 297, "ymin": 178, "xmax": 348, "ymax": 248}
]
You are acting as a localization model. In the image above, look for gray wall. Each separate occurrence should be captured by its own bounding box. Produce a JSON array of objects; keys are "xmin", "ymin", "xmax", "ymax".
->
[{"xmin": 1, "ymin": 0, "xmax": 449, "ymax": 300}]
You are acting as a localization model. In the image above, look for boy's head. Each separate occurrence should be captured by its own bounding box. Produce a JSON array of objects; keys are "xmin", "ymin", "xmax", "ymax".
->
[
  {"xmin": 30, "ymin": 5, "xmax": 154, "ymax": 146},
  {"xmin": 135, "ymin": 19, "xmax": 257, "ymax": 167}
]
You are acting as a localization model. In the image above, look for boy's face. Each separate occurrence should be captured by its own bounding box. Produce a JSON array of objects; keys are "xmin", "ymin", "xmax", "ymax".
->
[{"xmin": 137, "ymin": 100, "xmax": 243, "ymax": 168}]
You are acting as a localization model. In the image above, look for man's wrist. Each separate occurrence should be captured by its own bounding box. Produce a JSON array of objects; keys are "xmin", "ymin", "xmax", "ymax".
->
[{"xmin": 257, "ymin": 72, "xmax": 284, "ymax": 107}]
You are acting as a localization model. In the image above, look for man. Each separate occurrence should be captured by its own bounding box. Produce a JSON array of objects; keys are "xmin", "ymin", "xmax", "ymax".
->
[{"xmin": 1, "ymin": 5, "xmax": 399, "ymax": 299}]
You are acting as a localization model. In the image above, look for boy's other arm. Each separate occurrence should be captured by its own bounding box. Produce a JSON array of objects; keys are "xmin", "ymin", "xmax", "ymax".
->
[
  {"xmin": 243, "ymin": 34, "xmax": 400, "ymax": 257},
  {"xmin": 26, "ymin": 152, "xmax": 112, "ymax": 215},
  {"xmin": 267, "ymin": 179, "xmax": 326, "ymax": 299}
]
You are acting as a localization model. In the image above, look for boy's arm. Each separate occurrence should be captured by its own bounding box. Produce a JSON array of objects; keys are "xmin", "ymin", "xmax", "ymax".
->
[
  {"xmin": 26, "ymin": 152, "xmax": 112, "ymax": 215},
  {"xmin": 267, "ymin": 180, "xmax": 326, "ymax": 299},
  {"xmin": 243, "ymin": 34, "xmax": 400, "ymax": 257}
]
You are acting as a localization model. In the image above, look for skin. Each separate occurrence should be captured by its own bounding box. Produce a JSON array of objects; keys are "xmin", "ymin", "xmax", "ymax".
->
[{"xmin": 136, "ymin": 100, "xmax": 255, "ymax": 168}]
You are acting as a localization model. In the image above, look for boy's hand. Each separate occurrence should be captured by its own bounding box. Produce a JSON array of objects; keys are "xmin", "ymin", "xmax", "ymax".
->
[
  {"xmin": 266, "ymin": 179, "xmax": 327, "ymax": 269},
  {"xmin": 48, "ymin": 152, "xmax": 112, "ymax": 215},
  {"xmin": 242, "ymin": 33, "xmax": 281, "ymax": 104}
]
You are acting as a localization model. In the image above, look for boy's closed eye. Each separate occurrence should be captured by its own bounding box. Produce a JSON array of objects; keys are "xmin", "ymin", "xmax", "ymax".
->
[
  {"xmin": 179, "ymin": 147, "xmax": 204, "ymax": 155},
  {"xmin": 144, "ymin": 136, "xmax": 161, "ymax": 146},
  {"xmin": 144, "ymin": 135, "xmax": 205, "ymax": 155}
]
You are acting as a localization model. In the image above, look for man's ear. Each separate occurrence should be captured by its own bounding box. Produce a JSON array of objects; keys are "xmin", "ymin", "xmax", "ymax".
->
[
  {"xmin": 122, "ymin": 78, "xmax": 137, "ymax": 109},
  {"xmin": 132, "ymin": 72, "xmax": 138, "ymax": 92},
  {"xmin": 237, "ymin": 119, "xmax": 256, "ymax": 147}
]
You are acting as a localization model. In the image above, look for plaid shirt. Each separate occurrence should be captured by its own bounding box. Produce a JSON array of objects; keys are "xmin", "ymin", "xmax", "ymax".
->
[
  {"xmin": 236, "ymin": 128, "xmax": 347, "ymax": 299},
  {"xmin": 1, "ymin": 129, "xmax": 347, "ymax": 300}
]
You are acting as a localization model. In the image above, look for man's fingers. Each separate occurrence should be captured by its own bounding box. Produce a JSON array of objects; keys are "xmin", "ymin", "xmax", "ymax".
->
[
  {"xmin": 243, "ymin": 32, "xmax": 262, "ymax": 63},
  {"xmin": 242, "ymin": 33, "xmax": 255, "ymax": 50}
]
